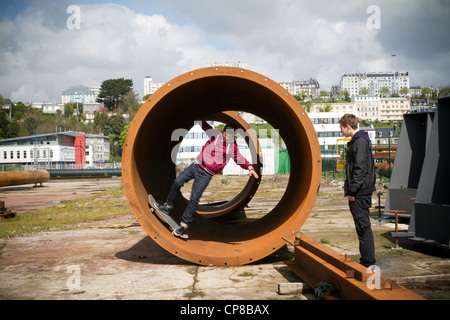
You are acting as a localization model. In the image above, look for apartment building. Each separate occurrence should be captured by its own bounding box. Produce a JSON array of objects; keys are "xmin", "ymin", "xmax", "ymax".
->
[
  {"xmin": 351, "ymin": 96, "xmax": 381, "ymax": 121},
  {"xmin": 61, "ymin": 85, "xmax": 101, "ymax": 104},
  {"xmin": 310, "ymin": 102, "xmax": 356, "ymax": 114},
  {"xmin": 144, "ymin": 76, "xmax": 164, "ymax": 96},
  {"xmin": 279, "ymin": 78, "xmax": 320, "ymax": 99},
  {"xmin": 379, "ymin": 97, "xmax": 411, "ymax": 121},
  {"xmin": 340, "ymin": 72, "xmax": 410, "ymax": 97}
]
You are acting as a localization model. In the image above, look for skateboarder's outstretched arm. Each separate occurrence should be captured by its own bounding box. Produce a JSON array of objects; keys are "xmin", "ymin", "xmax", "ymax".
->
[{"xmin": 198, "ymin": 120, "xmax": 220, "ymax": 139}]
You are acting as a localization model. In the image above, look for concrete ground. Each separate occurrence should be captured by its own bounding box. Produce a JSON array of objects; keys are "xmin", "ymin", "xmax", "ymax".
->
[{"xmin": 0, "ymin": 177, "xmax": 449, "ymax": 300}]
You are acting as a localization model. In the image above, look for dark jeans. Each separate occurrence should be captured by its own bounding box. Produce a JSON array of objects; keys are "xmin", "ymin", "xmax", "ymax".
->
[
  {"xmin": 349, "ymin": 197, "xmax": 376, "ymax": 267},
  {"xmin": 166, "ymin": 163, "xmax": 213, "ymax": 226}
]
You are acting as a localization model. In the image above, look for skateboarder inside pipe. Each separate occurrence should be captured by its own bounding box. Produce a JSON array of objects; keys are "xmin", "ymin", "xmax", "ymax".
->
[{"xmin": 153, "ymin": 120, "xmax": 259, "ymax": 239}]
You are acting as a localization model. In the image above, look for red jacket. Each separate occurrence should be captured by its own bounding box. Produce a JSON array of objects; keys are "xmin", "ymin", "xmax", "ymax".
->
[{"xmin": 195, "ymin": 121, "xmax": 254, "ymax": 175}]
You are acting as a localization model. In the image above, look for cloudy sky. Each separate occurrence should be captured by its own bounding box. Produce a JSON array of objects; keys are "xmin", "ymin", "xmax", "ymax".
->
[{"xmin": 1, "ymin": 0, "xmax": 449, "ymax": 103}]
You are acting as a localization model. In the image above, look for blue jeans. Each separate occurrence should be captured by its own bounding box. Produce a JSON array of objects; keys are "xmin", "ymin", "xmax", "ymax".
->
[{"xmin": 166, "ymin": 163, "xmax": 213, "ymax": 225}]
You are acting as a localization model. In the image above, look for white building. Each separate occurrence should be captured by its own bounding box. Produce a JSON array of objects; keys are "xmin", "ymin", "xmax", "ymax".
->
[
  {"xmin": 85, "ymin": 134, "xmax": 110, "ymax": 165},
  {"xmin": 310, "ymin": 102, "xmax": 357, "ymax": 114},
  {"xmin": 351, "ymin": 96, "xmax": 381, "ymax": 121},
  {"xmin": 42, "ymin": 103, "xmax": 64, "ymax": 114},
  {"xmin": 340, "ymin": 72, "xmax": 410, "ymax": 97},
  {"xmin": 0, "ymin": 132, "xmax": 109, "ymax": 169},
  {"xmin": 379, "ymin": 97, "xmax": 410, "ymax": 121},
  {"xmin": 61, "ymin": 85, "xmax": 101, "ymax": 104},
  {"xmin": 313, "ymin": 96, "xmax": 410, "ymax": 122},
  {"xmin": 144, "ymin": 76, "xmax": 164, "ymax": 96},
  {"xmin": 307, "ymin": 112, "xmax": 359, "ymax": 147},
  {"xmin": 279, "ymin": 78, "xmax": 320, "ymax": 99}
]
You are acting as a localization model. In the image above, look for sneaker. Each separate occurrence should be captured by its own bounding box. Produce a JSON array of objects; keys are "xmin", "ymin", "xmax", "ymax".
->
[
  {"xmin": 157, "ymin": 202, "xmax": 173, "ymax": 214},
  {"xmin": 172, "ymin": 225, "xmax": 189, "ymax": 240}
]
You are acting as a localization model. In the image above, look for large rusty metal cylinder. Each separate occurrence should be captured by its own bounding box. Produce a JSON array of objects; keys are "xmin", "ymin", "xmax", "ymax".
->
[
  {"xmin": 0, "ymin": 170, "xmax": 50, "ymax": 187},
  {"xmin": 122, "ymin": 67, "xmax": 322, "ymax": 266}
]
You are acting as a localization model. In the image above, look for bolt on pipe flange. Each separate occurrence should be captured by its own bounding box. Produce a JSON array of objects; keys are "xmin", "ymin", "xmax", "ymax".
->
[{"xmin": 122, "ymin": 67, "xmax": 322, "ymax": 266}]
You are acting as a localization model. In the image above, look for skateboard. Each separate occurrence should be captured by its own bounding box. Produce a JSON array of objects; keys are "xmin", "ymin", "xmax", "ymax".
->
[{"xmin": 148, "ymin": 194, "xmax": 180, "ymax": 231}]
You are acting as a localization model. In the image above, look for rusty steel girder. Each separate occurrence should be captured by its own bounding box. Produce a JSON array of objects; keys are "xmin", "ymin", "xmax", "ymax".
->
[
  {"xmin": 122, "ymin": 67, "xmax": 322, "ymax": 266},
  {"xmin": 285, "ymin": 233, "xmax": 425, "ymax": 300},
  {"xmin": 0, "ymin": 170, "xmax": 50, "ymax": 188}
]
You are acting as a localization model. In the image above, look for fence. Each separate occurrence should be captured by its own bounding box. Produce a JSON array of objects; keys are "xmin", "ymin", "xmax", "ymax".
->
[{"xmin": 321, "ymin": 142, "xmax": 397, "ymax": 180}]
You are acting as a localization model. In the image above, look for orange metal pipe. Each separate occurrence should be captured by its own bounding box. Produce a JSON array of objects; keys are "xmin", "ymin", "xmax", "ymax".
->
[
  {"xmin": 0, "ymin": 170, "xmax": 50, "ymax": 188},
  {"xmin": 122, "ymin": 67, "xmax": 322, "ymax": 266}
]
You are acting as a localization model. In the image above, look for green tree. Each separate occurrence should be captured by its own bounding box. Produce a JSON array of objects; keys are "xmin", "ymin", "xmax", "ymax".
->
[
  {"xmin": 319, "ymin": 90, "xmax": 328, "ymax": 101},
  {"xmin": 117, "ymin": 91, "xmax": 141, "ymax": 121},
  {"xmin": 421, "ymin": 86, "xmax": 431, "ymax": 98},
  {"xmin": 109, "ymin": 114, "xmax": 125, "ymax": 137},
  {"xmin": 304, "ymin": 101, "xmax": 312, "ymax": 112},
  {"xmin": 23, "ymin": 115, "xmax": 41, "ymax": 135},
  {"xmin": 64, "ymin": 102, "xmax": 77, "ymax": 117},
  {"xmin": 119, "ymin": 123, "xmax": 130, "ymax": 150},
  {"xmin": 341, "ymin": 90, "xmax": 350, "ymax": 102},
  {"xmin": 359, "ymin": 87, "xmax": 369, "ymax": 95},
  {"xmin": 0, "ymin": 110, "xmax": 9, "ymax": 138},
  {"xmin": 12, "ymin": 102, "xmax": 28, "ymax": 120},
  {"xmin": 399, "ymin": 87, "xmax": 409, "ymax": 96},
  {"xmin": 93, "ymin": 112, "xmax": 110, "ymax": 134},
  {"xmin": 380, "ymin": 87, "xmax": 390, "ymax": 97},
  {"xmin": 323, "ymin": 102, "xmax": 333, "ymax": 112},
  {"xmin": 97, "ymin": 78, "xmax": 133, "ymax": 111},
  {"xmin": 6, "ymin": 119, "xmax": 20, "ymax": 138}
]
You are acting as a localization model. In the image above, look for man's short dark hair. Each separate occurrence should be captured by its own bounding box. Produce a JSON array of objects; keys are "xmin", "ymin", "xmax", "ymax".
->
[{"xmin": 339, "ymin": 114, "xmax": 358, "ymax": 130}]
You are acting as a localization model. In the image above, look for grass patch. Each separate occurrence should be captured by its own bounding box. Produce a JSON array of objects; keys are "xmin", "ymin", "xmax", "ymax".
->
[
  {"xmin": 320, "ymin": 238, "xmax": 331, "ymax": 244},
  {"xmin": 0, "ymin": 185, "xmax": 132, "ymax": 239}
]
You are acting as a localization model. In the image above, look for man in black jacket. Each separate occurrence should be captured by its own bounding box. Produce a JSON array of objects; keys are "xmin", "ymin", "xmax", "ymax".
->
[{"xmin": 339, "ymin": 114, "xmax": 376, "ymax": 268}]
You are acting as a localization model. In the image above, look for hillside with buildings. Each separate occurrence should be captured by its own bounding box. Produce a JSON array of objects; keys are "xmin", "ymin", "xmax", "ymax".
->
[{"xmin": 1, "ymin": 66, "xmax": 448, "ymax": 172}]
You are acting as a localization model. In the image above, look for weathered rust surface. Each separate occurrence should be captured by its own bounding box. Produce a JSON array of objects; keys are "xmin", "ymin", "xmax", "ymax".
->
[
  {"xmin": 122, "ymin": 66, "xmax": 322, "ymax": 266},
  {"xmin": 0, "ymin": 170, "xmax": 50, "ymax": 188},
  {"xmin": 285, "ymin": 233, "xmax": 425, "ymax": 300}
]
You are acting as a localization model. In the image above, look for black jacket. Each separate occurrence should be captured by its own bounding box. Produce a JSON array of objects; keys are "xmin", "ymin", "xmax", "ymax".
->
[{"xmin": 344, "ymin": 130, "xmax": 376, "ymax": 197}]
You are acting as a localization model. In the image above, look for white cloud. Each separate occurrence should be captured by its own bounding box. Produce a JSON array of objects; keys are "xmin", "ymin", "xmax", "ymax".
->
[
  {"xmin": 0, "ymin": 3, "xmax": 223, "ymax": 102},
  {"xmin": 358, "ymin": 59, "xmax": 391, "ymax": 73},
  {"xmin": 0, "ymin": 0, "xmax": 449, "ymax": 103},
  {"xmin": 11, "ymin": 84, "xmax": 49, "ymax": 102}
]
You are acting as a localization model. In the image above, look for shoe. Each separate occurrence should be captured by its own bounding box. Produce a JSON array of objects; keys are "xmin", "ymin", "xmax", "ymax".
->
[
  {"xmin": 157, "ymin": 202, "xmax": 173, "ymax": 214},
  {"xmin": 172, "ymin": 225, "xmax": 189, "ymax": 240}
]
